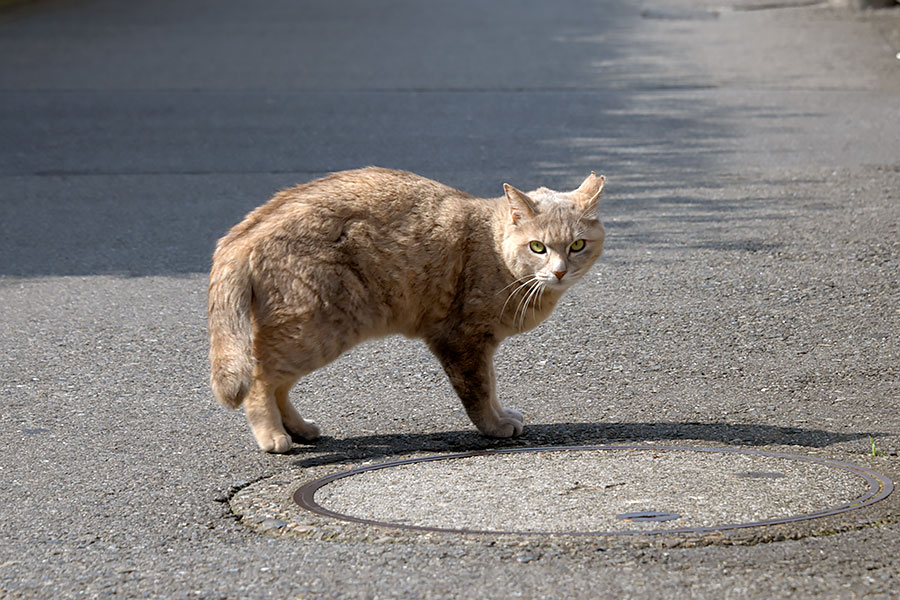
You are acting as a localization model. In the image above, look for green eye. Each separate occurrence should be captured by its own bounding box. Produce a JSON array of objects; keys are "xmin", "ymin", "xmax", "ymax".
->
[
  {"xmin": 570, "ymin": 239, "xmax": 586, "ymax": 253},
  {"xmin": 528, "ymin": 240, "xmax": 546, "ymax": 254}
]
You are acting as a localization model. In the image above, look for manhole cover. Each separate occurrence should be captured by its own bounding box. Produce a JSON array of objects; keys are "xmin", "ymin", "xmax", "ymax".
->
[{"xmin": 294, "ymin": 445, "xmax": 893, "ymax": 536}]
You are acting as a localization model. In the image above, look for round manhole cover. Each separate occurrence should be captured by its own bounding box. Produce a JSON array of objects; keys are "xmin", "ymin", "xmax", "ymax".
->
[{"xmin": 294, "ymin": 445, "xmax": 893, "ymax": 536}]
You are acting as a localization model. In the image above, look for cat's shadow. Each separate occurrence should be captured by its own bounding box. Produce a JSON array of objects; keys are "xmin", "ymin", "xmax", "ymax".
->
[{"xmin": 289, "ymin": 421, "xmax": 884, "ymax": 468}]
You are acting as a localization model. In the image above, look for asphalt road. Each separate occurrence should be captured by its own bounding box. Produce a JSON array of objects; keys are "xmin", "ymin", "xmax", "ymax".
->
[{"xmin": 1, "ymin": 0, "xmax": 899, "ymax": 598}]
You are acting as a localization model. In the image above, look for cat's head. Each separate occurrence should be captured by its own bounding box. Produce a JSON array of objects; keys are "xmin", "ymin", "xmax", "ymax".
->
[{"xmin": 500, "ymin": 172, "xmax": 605, "ymax": 292}]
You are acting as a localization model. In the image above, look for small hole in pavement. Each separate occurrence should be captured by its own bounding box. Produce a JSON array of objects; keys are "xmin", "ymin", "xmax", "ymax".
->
[{"xmin": 616, "ymin": 511, "xmax": 682, "ymax": 522}]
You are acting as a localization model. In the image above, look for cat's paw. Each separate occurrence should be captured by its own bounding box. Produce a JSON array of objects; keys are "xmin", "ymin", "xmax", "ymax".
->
[
  {"xmin": 286, "ymin": 419, "xmax": 321, "ymax": 443},
  {"xmin": 256, "ymin": 431, "xmax": 293, "ymax": 453},
  {"xmin": 478, "ymin": 411, "xmax": 524, "ymax": 438},
  {"xmin": 500, "ymin": 407, "xmax": 525, "ymax": 422}
]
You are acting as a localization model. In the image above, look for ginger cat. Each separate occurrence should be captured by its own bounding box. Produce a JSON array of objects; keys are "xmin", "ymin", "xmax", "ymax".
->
[{"xmin": 209, "ymin": 167, "xmax": 605, "ymax": 452}]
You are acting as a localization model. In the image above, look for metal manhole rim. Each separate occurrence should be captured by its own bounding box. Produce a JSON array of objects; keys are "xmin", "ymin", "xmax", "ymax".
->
[{"xmin": 292, "ymin": 444, "xmax": 894, "ymax": 537}]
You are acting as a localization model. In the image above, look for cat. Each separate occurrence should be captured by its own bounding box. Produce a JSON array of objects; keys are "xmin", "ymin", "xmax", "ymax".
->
[{"xmin": 208, "ymin": 167, "xmax": 605, "ymax": 453}]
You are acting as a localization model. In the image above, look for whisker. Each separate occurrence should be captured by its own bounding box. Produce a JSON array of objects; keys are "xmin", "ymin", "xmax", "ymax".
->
[
  {"xmin": 529, "ymin": 281, "xmax": 544, "ymax": 324},
  {"xmin": 525, "ymin": 281, "xmax": 544, "ymax": 329},
  {"xmin": 513, "ymin": 280, "xmax": 539, "ymax": 330},
  {"xmin": 500, "ymin": 276, "xmax": 537, "ymax": 321},
  {"xmin": 517, "ymin": 279, "xmax": 544, "ymax": 331},
  {"xmin": 512, "ymin": 281, "xmax": 533, "ymax": 329},
  {"xmin": 496, "ymin": 274, "xmax": 534, "ymax": 296}
]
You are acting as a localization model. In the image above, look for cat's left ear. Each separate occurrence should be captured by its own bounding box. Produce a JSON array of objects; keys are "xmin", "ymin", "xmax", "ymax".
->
[
  {"xmin": 574, "ymin": 171, "xmax": 606, "ymax": 211},
  {"xmin": 504, "ymin": 184, "xmax": 538, "ymax": 226}
]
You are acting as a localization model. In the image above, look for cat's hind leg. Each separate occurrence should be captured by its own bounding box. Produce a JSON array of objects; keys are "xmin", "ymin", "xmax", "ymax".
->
[
  {"xmin": 244, "ymin": 374, "xmax": 293, "ymax": 453},
  {"xmin": 276, "ymin": 383, "xmax": 321, "ymax": 443}
]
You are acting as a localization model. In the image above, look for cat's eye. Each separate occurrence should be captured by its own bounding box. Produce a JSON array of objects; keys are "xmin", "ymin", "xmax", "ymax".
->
[
  {"xmin": 528, "ymin": 240, "xmax": 546, "ymax": 254},
  {"xmin": 569, "ymin": 239, "xmax": 586, "ymax": 253}
]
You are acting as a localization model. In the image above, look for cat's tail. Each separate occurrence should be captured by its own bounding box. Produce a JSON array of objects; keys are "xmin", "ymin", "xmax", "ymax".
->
[{"xmin": 208, "ymin": 242, "xmax": 254, "ymax": 409}]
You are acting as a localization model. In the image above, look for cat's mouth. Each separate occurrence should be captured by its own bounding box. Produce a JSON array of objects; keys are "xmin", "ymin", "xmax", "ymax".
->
[{"xmin": 539, "ymin": 273, "xmax": 576, "ymax": 290}]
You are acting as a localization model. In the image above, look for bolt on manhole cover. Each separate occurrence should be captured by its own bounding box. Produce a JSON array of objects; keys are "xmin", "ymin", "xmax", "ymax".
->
[{"xmin": 294, "ymin": 445, "xmax": 893, "ymax": 536}]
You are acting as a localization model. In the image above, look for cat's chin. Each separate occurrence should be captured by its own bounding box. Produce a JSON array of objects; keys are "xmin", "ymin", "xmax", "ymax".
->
[{"xmin": 542, "ymin": 278, "xmax": 576, "ymax": 292}]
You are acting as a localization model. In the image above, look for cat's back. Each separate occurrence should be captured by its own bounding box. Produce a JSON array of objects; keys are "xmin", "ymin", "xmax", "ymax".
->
[
  {"xmin": 215, "ymin": 167, "xmax": 496, "ymax": 336},
  {"xmin": 226, "ymin": 167, "xmax": 470, "ymax": 244},
  {"xmin": 287, "ymin": 166, "xmax": 459, "ymax": 211}
]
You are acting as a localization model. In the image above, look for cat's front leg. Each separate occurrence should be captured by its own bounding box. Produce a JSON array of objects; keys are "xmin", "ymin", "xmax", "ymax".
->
[
  {"xmin": 427, "ymin": 336, "xmax": 524, "ymax": 438},
  {"xmin": 500, "ymin": 407, "xmax": 525, "ymax": 422}
]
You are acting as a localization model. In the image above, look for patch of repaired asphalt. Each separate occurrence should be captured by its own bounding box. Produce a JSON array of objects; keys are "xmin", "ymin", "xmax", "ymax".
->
[{"xmin": 230, "ymin": 444, "xmax": 896, "ymax": 548}]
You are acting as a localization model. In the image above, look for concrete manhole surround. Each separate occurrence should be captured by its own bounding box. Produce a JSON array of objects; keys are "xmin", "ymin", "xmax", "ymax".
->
[{"xmin": 294, "ymin": 445, "xmax": 894, "ymax": 536}]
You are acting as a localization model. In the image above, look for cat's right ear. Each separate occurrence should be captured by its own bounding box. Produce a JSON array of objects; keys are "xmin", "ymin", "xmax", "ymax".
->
[
  {"xmin": 504, "ymin": 184, "xmax": 537, "ymax": 226},
  {"xmin": 574, "ymin": 171, "xmax": 606, "ymax": 212}
]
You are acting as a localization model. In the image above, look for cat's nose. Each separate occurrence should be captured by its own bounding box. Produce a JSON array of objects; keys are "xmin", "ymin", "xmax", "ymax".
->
[{"xmin": 552, "ymin": 270, "xmax": 567, "ymax": 280}]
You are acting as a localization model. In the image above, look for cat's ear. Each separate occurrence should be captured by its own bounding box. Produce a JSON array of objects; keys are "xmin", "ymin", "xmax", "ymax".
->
[
  {"xmin": 574, "ymin": 171, "xmax": 606, "ymax": 212},
  {"xmin": 504, "ymin": 184, "xmax": 538, "ymax": 225}
]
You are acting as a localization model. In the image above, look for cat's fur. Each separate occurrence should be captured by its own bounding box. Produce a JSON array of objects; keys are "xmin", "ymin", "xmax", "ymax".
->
[{"xmin": 209, "ymin": 167, "xmax": 605, "ymax": 452}]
